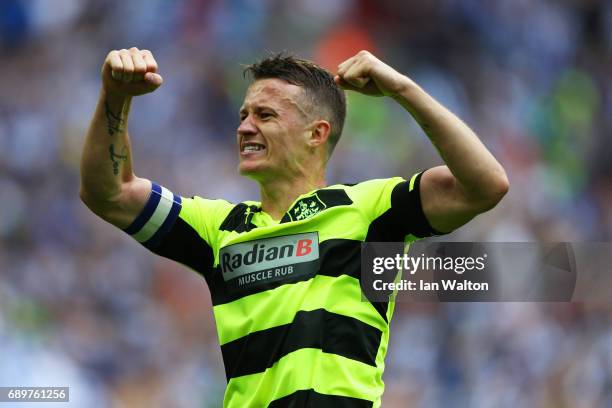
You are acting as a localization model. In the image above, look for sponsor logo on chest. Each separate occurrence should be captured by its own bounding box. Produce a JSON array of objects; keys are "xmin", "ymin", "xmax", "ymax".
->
[{"xmin": 219, "ymin": 232, "xmax": 319, "ymax": 291}]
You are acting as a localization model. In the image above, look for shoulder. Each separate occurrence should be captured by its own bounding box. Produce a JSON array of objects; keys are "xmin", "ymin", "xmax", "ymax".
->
[
  {"xmin": 181, "ymin": 196, "xmax": 236, "ymax": 226},
  {"xmin": 342, "ymin": 177, "xmax": 404, "ymax": 191},
  {"xmin": 329, "ymin": 177, "xmax": 406, "ymax": 209}
]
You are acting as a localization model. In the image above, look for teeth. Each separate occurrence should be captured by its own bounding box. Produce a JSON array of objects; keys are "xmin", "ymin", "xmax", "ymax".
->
[{"xmin": 243, "ymin": 144, "xmax": 264, "ymax": 152}]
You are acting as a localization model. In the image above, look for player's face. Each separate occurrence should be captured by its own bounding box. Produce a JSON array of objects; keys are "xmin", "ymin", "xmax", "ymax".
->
[{"xmin": 237, "ymin": 79, "xmax": 314, "ymax": 181}]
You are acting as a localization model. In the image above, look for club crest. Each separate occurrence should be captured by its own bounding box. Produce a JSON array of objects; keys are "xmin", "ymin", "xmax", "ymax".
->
[{"xmin": 288, "ymin": 194, "xmax": 327, "ymax": 221}]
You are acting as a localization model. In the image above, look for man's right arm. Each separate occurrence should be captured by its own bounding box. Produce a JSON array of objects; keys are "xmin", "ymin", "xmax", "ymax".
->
[{"xmin": 80, "ymin": 47, "xmax": 163, "ymax": 228}]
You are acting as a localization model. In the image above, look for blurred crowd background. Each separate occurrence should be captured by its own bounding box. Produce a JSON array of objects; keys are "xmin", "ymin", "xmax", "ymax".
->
[{"xmin": 0, "ymin": 0, "xmax": 611, "ymax": 406}]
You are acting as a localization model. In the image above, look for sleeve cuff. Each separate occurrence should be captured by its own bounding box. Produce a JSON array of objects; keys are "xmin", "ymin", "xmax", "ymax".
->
[{"xmin": 392, "ymin": 170, "xmax": 445, "ymax": 238}]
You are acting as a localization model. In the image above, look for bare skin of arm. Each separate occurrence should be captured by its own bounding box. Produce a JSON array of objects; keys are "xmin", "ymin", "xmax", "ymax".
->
[
  {"xmin": 80, "ymin": 47, "xmax": 163, "ymax": 228},
  {"xmin": 335, "ymin": 50, "xmax": 509, "ymax": 233}
]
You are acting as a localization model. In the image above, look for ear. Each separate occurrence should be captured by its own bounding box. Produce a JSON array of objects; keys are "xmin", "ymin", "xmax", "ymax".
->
[{"xmin": 308, "ymin": 120, "xmax": 331, "ymax": 148}]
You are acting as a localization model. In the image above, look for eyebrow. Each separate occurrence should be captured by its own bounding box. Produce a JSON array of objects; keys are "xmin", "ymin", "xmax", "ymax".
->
[{"xmin": 239, "ymin": 105, "xmax": 279, "ymax": 116}]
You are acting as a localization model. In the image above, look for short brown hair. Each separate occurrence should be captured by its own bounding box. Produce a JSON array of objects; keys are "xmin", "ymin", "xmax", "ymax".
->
[{"xmin": 243, "ymin": 53, "xmax": 346, "ymax": 156}]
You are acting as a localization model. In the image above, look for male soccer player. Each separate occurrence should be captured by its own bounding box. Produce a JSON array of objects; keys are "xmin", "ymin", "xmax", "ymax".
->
[{"xmin": 80, "ymin": 47, "xmax": 508, "ymax": 407}]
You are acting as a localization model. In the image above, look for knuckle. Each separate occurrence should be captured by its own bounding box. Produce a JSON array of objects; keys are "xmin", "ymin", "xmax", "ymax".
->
[
  {"xmin": 105, "ymin": 52, "xmax": 118, "ymax": 65},
  {"xmin": 129, "ymin": 46, "xmax": 139, "ymax": 52}
]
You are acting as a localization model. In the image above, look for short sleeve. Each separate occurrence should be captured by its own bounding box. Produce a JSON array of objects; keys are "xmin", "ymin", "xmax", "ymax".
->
[
  {"xmin": 122, "ymin": 182, "xmax": 233, "ymax": 277},
  {"xmin": 361, "ymin": 171, "xmax": 443, "ymax": 242}
]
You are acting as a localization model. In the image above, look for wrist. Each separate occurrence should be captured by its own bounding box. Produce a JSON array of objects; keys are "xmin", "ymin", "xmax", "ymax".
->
[
  {"xmin": 390, "ymin": 76, "xmax": 418, "ymax": 100},
  {"xmin": 100, "ymin": 87, "xmax": 132, "ymax": 108},
  {"xmin": 99, "ymin": 88, "xmax": 132, "ymax": 135}
]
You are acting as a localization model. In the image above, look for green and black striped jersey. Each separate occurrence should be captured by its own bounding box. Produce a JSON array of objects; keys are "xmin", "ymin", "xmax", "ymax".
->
[{"xmin": 123, "ymin": 172, "xmax": 439, "ymax": 407}]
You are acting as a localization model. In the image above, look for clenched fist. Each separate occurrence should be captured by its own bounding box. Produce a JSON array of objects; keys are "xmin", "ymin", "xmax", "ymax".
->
[
  {"xmin": 334, "ymin": 50, "xmax": 412, "ymax": 97},
  {"xmin": 101, "ymin": 47, "xmax": 163, "ymax": 97}
]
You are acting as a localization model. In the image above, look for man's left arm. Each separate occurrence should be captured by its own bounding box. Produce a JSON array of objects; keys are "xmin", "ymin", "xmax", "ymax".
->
[{"xmin": 336, "ymin": 51, "xmax": 509, "ymax": 233}]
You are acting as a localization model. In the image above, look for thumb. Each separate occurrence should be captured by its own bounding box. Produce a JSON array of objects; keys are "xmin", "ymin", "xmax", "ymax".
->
[
  {"xmin": 345, "ymin": 75, "xmax": 370, "ymax": 89},
  {"xmin": 334, "ymin": 75, "xmax": 361, "ymax": 92},
  {"xmin": 144, "ymin": 72, "xmax": 163, "ymax": 87}
]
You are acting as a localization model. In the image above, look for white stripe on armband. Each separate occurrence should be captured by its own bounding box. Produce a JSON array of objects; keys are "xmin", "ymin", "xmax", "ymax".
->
[{"xmin": 132, "ymin": 186, "xmax": 175, "ymax": 243}]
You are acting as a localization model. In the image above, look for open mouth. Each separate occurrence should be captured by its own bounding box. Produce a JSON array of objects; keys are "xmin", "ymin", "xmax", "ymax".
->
[{"xmin": 241, "ymin": 142, "xmax": 266, "ymax": 155}]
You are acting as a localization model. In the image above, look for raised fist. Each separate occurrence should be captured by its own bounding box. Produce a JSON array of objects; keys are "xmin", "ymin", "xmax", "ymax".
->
[
  {"xmin": 101, "ymin": 47, "xmax": 163, "ymax": 97},
  {"xmin": 335, "ymin": 50, "xmax": 411, "ymax": 98}
]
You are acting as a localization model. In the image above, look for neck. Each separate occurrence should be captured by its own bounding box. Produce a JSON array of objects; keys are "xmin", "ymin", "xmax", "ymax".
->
[{"xmin": 259, "ymin": 173, "xmax": 326, "ymax": 220}]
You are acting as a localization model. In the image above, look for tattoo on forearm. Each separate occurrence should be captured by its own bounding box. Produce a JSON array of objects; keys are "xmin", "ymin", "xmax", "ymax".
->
[
  {"xmin": 109, "ymin": 144, "xmax": 128, "ymax": 175},
  {"xmin": 104, "ymin": 100, "xmax": 125, "ymax": 136}
]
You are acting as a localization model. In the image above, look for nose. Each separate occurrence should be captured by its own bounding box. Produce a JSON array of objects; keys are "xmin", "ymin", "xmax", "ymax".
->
[{"xmin": 237, "ymin": 115, "xmax": 257, "ymax": 135}]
